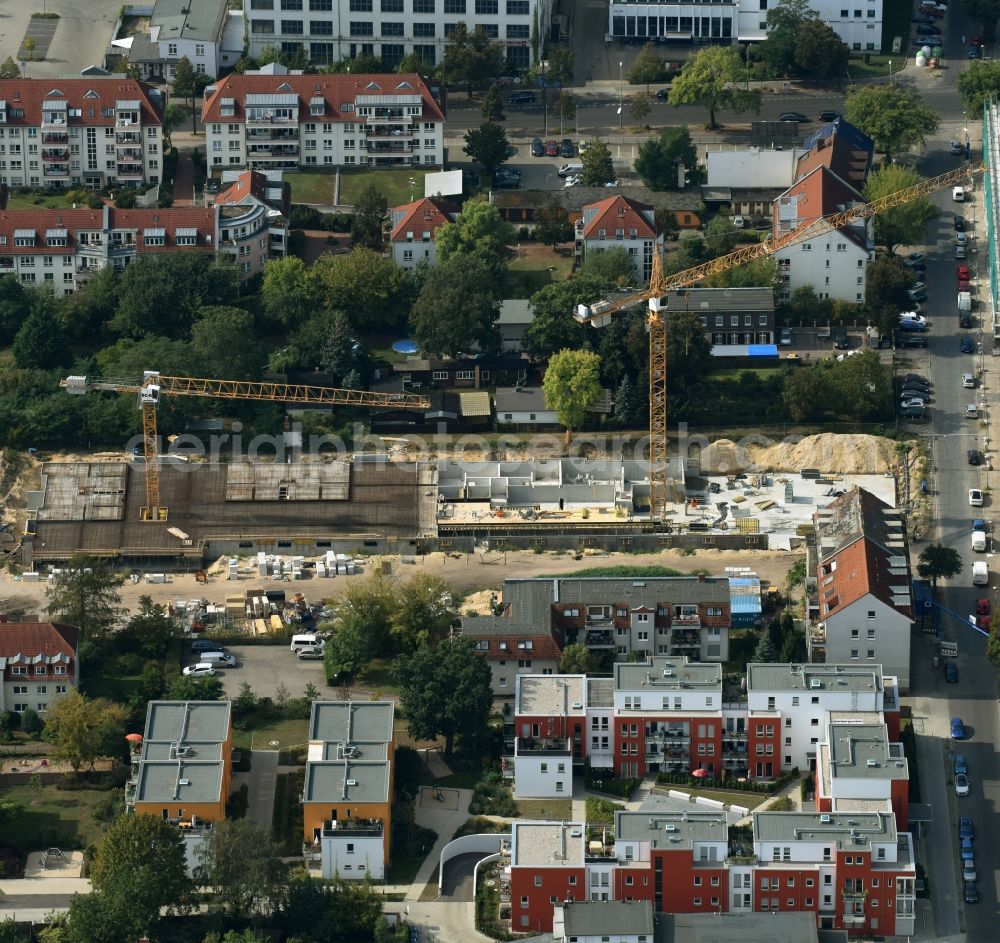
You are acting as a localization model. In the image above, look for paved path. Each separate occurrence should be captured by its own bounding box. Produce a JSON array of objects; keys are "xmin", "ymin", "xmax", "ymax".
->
[
  {"xmin": 237, "ymin": 750, "xmax": 279, "ymax": 828},
  {"xmin": 172, "ymin": 149, "xmax": 195, "ymax": 205}
]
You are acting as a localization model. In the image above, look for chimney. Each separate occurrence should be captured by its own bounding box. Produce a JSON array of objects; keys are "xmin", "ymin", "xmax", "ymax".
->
[{"xmin": 698, "ymin": 573, "xmax": 706, "ymax": 582}]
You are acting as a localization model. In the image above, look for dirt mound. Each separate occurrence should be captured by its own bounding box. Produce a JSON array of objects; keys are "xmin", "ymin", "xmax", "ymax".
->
[{"xmin": 697, "ymin": 434, "xmax": 897, "ymax": 475}]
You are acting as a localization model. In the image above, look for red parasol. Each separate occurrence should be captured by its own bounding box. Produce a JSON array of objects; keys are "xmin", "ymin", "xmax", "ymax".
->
[
  {"xmin": 691, "ymin": 768, "xmax": 711, "ymax": 778},
  {"xmin": 125, "ymin": 733, "xmax": 143, "ymax": 743}
]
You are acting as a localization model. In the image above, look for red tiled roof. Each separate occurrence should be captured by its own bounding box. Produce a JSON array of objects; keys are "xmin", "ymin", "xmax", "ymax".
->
[
  {"xmin": 0, "ymin": 78, "xmax": 161, "ymax": 127},
  {"xmin": 202, "ymin": 73, "xmax": 445, "ymax": 124},
  {"xmin": 580, "ymin": 195, "xmax": 657, "ymax": 239},
  {"xmin": 390, "ymin": 197, "xmax": 456, "ymax": 243},
  {"xmin": 481, "ymin": 635, "xmax": 563, "ymax": 661},
  {"xmin": 0, "ymin": 206, "xmax": 216, "ymax": 254},
  {"xmin": 0, "ymin": 622, "xmax": 78, "ymax": 658},
  {"xmin": 773, "ymin": 166, "xmax": 868, "ymax": 251},
  {"xmin": 215, "ymin": 170, "xmax": 269, "ymax": 206}
]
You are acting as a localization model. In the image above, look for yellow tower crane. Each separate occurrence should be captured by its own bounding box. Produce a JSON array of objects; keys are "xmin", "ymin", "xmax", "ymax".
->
[
  {"xmin": 575, "ymin": 161, "xmax": 986, "ymax": 520},
  {"xmin": 62, "ymin": 371, "xmax": 431, "ymax": 522}
]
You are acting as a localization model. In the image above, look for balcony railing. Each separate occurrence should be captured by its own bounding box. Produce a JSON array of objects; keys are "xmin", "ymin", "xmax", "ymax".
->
[
  {"xmin": 42, "ymin": 132, "xmax": 68, "ymax": 144},
  {"xmin": 366, "ymin": 124, "xmax": 418, "ymax": 138},
  {"xmin": 117, "ymin": 165, "xmax": 143, "ymax": 178},
  {"xmin": 322, "ymin": 818, "xmax": 383, "ymax": 838},
  {"xmin": 366, "ymin": 141, "xmax": 414, "ymax": 154},
  {"xmin": 585, "ymin": 630, "xmax": 614, "ymax": 648},
  {"xmin": 43, "ymin": 164, "xmax": 69, "ymax": 176},
  {"xmin": 41, "ymin": 114, "xmax": 68, "ymax": 129},
  {"xmin": 41, "ymin": 149, "xmax": 69, "ymax": 161},
  {"xmin": 673, "ymin": 613, "xmax": 701, "ymax": 626},
  {"xmin": 247, "ymin": 128, "xmax": 297, "ymax": 140},
  {"xmin": 248, "ymin": 145, "xmax": 299, "ymax": 157},
  {"xmin": 366, "ymin": 108, "xmax": 409, "ymax": 122},
  {"xmin": 247, "ymin": 112, "xmax": 296, "ymax": 126},
  {"xmin": 517, "ymin": 737, "xmax": 570, "ymax": 755}
]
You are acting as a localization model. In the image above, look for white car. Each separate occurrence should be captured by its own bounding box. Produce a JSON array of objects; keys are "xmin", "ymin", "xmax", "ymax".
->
[
  {"xmin": 970, "ymin": 488, "xmax": 984, "ymax": 507},
  {"xmin": 564, "ymin": 175, "xmax": 582, "ymax": 188},
  {"xmin": 954, "ymin": 186, "xmax": 966, "ymax": 202},
  {"xmin": 297, "ymin": 646, "xmax": 325, "ymax": 660},
  {"xmin": 956, "ymin": 773, "xmax": 971, "ymax": 797},
  {"xmin": 603, "ymin": 180, "xmax": 620, "ymax": 188},
  {"xmin": 909, "ymin": 281, "xmax": 926, "ymax": 292},
  {"xmin": 964, "ymin": 373, "xmax": 976, "ymax": 388},
  {"xmin": 956, "ymin": 232, "xmax": 968, "ymax": 246},
  {"xmin": 183, "ymin": 662, "xmax": 216, "ymax": 677},
  {"xmin": 967, "ymin": 404, "xmax": 979, "ymax": 418},
  {"xmin": 901, "ymin": 397, "xmax": 926, "ymax": 409},
  {"xmin": 899, "ymin": 310, "xmax": 925, "ymax": 321},
  {"xmin": 732, "ymin": 216, "xmax": 746, "ymax": 228},
  {"xmin": 956, "ymin": 245, "xmax": 967, "ymax": 259}
]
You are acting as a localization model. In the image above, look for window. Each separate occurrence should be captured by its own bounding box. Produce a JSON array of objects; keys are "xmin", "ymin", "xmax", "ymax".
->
[
  {"xmin": 534, "ymin": 875, "xmax": 542, "ymax": 886},
  {"xmin": 475, "ymin": 0, "xmax": 498, "ymax": 10},
  {"xmin": 282, "ymin": 0, "xmax": 303, "ymax": 7},
  {"xmin": 311, "ymin": 20, "xmax": 333, "ymax": 32},
  {"xmin": 507, "ymin": 0, "xmax": 529, "ymax": 10},
  {"xmin": 415, "ymin": 0, "xmax": 435, "ymax": 8},
  {"xmin": 168, "ymin": 43, "xmax": 178, "ymax": 56},
  {"xmin": 251, "ymin": 0, "xmax": 275, "ymax": 7},
  {"xmin": 382, "ymin": 21, "xmax": 404, "ymax": 34},
  {"xmin": 851, "ymin": 649, "xmax": 859, "ymax": 659},
  {"xmin": 507, "ymin": 24, "xmax": 529, "ymax": 37},
  {"xmin": 444, "ymin": 0, "xmax": 465, "ymax": 10},
  {"xmin": 35, "ymin": 665, "xmax": 47, "ymax": 675},
  {"xmin": 414, "ymin": 18, "xmax": 435, "ymax": 31},
  {"xmin": 349, "ymin": 0, "xmax": 372, "ymax": 9},
  {"xmin": 281, "ymin": 19, "xmax": 304, "ymax": 32},
  {"xmin": 311, "ymin": 0, "xmax": 333, "ymax": 7}
]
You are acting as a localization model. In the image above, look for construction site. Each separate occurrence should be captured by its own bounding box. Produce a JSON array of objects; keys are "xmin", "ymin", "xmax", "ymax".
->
[{"xmin": 18, "ymin": 432, "xmax": 902, "ymax": 568}]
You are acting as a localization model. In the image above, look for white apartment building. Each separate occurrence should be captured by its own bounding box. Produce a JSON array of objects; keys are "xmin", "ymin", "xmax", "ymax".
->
[
  {"xmin": 244, "ymin": 0, "xmax": 550, "ymax": 69},
  {"xmin": 0, "ymin": 78, "xmax": 164, "ymax": 189},
  {"xmin": 202, "ymin": 71, "xmax": 445, "ymax": 171},
  {"xmin": 609, "ymin": 0, "xmax": 883, "ymax": 52},
  {"xmin": 389, "ymin": 196, "xmax": 455, "ymax": 269},
  {"xmin": 0, "ymin": 623, "xmax": 78, "ymax": 715}
]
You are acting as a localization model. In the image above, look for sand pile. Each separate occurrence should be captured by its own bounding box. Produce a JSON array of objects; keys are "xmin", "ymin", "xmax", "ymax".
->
[{"xmin": 698, "ymin": 433, "xmax": 898, "ymax": 475}]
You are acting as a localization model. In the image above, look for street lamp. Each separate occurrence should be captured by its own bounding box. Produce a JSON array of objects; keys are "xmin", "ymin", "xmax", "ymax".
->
[
  {"xmin": 888, "ymin": 60, "xmax": 893, "ymax": 85},
  {"xmin": 619, "ymin": 60, "xmax": 624, "ymax": 130}
]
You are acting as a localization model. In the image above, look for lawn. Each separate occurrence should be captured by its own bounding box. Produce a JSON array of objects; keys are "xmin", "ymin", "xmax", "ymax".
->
[
  {"xmin": 4, "ymin": 782, "xmax": 112, "ymax": 855},
  {"xmin": 508, "ymin": 247, "xmax": 574, "ymax": 299},
  {"xmin": 711, "ymin": 366, "xmax": 788, "ymax": 381},
  {"xmin": 339, "ymin": 169, "xmax": 429, "ymax": 207},
  {"xmin": 286, "ymin": 171, "xmax": 337, "ymax": 205},
  {"xmin": 4, "ymin": 192, "xmax": 88, "ymax": 210},
  {"xmin": 231, "ymin": 717, "xmax": 309, "ymax": 753},
  {"xmin": 359, "ymin": 658, "xmax": 402, "ymax": 696},
  {"xmin": 662, "ymin": 786, "xmax": 768, "ymax": 811},
  {"xmin": 387, "ymin": 823, "xmax": 437, "ymax": 885},
  {"xmin": 515, "ymin": 798, "xmax": 574, "ymax": 820},
  {"xmin": 848, "ymin": 53, "xmax": 904, "ymax": 79}
]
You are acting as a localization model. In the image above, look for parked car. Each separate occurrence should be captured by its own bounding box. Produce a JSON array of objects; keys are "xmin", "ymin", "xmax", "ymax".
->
[
  {"xmin": 655, "ymin": 87, "xmax": 671, "ymax": 101},
  {"xmin": 963, "ymin": 865, "xmax": 979, "ymax": 884},
  {"xmin": 967, "ymin": 404, "xmax": 979, "ymax": 418},
  {"xmin": 960, "ymin": 313, "xmax": 973, "ymax": 328},
  {"xmin": 560, "ymin": 138, "xmax": 574, "ymax": 158},
  {"xmin": 969, "ymin": 45, "xmax": 982, "ymax": 58},
  {"xmin": 955, "ymin": 215, "xmax": 966, "ymax": 231},
  {"xmin": 506, "ymin": 91, "xmax": 536, "ymax": 105},
  {"xmin": 958, "ymin": 264, "xmax": 971, "ymax": 279},
  {"xmin": 183, "ymin": 663, "xmax": 216, "ymax": 677},
  {"xmin": 951, "ymin": 140, "xmax": 965, "ymax": 155},
  {"xmin": 957, "ymin": 245, "xmax": 968, "ymax": 259},
  {"xmin": 945, "ymin": 660, "xmax": 959, "ymax": 682},
  {"xmin": 779, "ymin": 327, "xmax": 793, "ymax": 346},
  {"xmin": 962, "ymin": 335, "xmax": 976, "ymax": 353},
  {"xmin": 956, "ymin": 232, "xmax": 968, "ymax": 246},
  {"xmin": 833, "ymin": 326, "xmax": 849, "ymax": 349},
  {"xmin": 964, "ymin": 881, "xmax": 979, "ymax": 904},
  {"xmin": 962, "ymin": 836, "xmax": 975, "ymax": 860},
  {"xmin": 903, "ymin": 373, "xmax": 930, "ymax": 387},
  {"xmin": 901, "ymin": 397, "xmax": 927, "ymax": 410},
  {"xmin": 905, "ymin": 252, "xmax": 926, "ymax": 266},
  {"xmin": 778, "ymin": 111, "xmax": 809, "ymax": 122},
  {"xmin": 564, "ymin": 174, "xmax": 582, "ymax": 189},
  {"xmin": 960, "ymin": 816, "xmax": 975, "ymax": 839},
  {"xmin": 965, "ymin": 371, "xmax": 978, "ymax": 389},
  {"xmin": 297, "ymin": 646, "xmax": 325, "ymax": 660},
  {"xmin": 199, "ymin": 652, "xmax": 237, "ymax": 668},
  {"xmin": 898, "ymin": 335, "xmax": 927, "ymax": 348},
  {"xmin": 970, "ymin": 488, "xmax": 984, "ymax": 507},
  {"xmin": 955, "ymin": 753, "xmax": 969, "ymax": 775},
  {"xmin": 544, "ymin": 139, "xmax": 559, "ymax": 156},
  {"xmin": 818, "ymin": 110, "xmax": 841, "ymax": 121},
  {"xmin": 954, "ymin": 185, "xmax": 966, "ymax": 202},
  {"xmin": 530, "ymin": 137, "xmax": 544, "ymax": 157},
  {"xmin": 956, "ymin": 773, "xmax": 971, "ymax": 796},
  {"xmin": 908, "ymin": 290, "xmax": 928, "ymax": 304},
  {"xmin": 952, "ymin": 717, "xmax": 966, "ymax": 739},
  {"xmin": 191, "ymin": 639, "xmax": 222, "ymax": 654},
  {"xmin": 976, "ymin": 598, "xmax": 990, "ymax": 616}
]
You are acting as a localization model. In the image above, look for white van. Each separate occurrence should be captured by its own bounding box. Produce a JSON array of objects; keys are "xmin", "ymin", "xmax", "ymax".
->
[
  {"xmin": 290, "ymin": 634, "xmax": 324, "ymax": 653},
  {"xmin": 558, "ymin": 162, "xmax": 583, "ymax": 178},
  {"xmin": 973, "ymin": 530, "xmax": 987, "ymax": 552},
  {"xmin": 200, "ymin": 651, "xmax": 237, "ymax": 668},
  {"xmin": 973, "ymin": 561, "xmax": 989, "ymax": 586}
]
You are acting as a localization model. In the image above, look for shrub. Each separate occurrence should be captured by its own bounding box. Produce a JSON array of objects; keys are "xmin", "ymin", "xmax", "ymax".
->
[
  {"xmin": 585, "ymin": 773, "xmax": 639, "ymax": 799},
  {"xmin": 92, "ymin": 790, "xmax": 124, "ymax": 823},
  {"xmin": 115, "ymin": 652, "xmax": 144, "ymax": 675},
  {"xmin": 768, "ymin": 796, "xmax": 794, "ymax": 812},
  {"xmin": 468, "ymin": 772, "xmax": 518, "ymax": 817},
  {"xmin": 19, "ymin": 708, "xmax": 42, "ymax": 736},
  {"xmin": 114, "ymin": 188, "xmax": 138, "ymax": 209}
]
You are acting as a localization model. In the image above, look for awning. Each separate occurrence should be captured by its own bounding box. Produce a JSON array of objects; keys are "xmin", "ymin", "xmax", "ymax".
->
[
  {"xmin": 144, "ymin": 227, "xmax": 165, "ymax": 237},
  {"xmin": 45, "ymin": 228, "xmax": 67, "ymax": 239},
  {"xmin": 175, "ymin": 227, "xmax": 198, "ymax": 237},
  {"xmin": 13, "ymin": 229, "xmax": 35, "ymax": 239}
]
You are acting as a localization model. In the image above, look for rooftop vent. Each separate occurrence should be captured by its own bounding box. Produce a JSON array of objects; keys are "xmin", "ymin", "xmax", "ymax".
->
[
  {"xmin": 346, "ymin": 778, "xmax": 358, "ymax": 787},
  {"xmin": 178, "ymin": 778, "xmax": 190, "ymax": 786},
  {"xmin": 820, "ymin": 814, "xmax": 832, "ymax": 823},
  {"xmin": 810, "ymin": 679, "xmax": 822, "ymax": 689}
]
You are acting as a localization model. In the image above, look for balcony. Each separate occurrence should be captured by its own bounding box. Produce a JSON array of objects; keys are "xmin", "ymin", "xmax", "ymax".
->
[
  {"xmin": 321, "ymin": 818, "xmax": 383, "ymax": 838},
  {"xmin": 585, "ymin": 629, "xmax": 614, "ymax": 648},
  {"xmin": 0, "ymin": 257, "xmax": 14, "ymax": 272},
  {"xmin": 516, "ymin": 737, "xmax": 570, "ymax": 756},
  {"xmin": 247, "ymin": 112, "xmax": 297, "ymax": 126},
  {"xmin": 671, "ymin": 630, "xmax": 700, "ymax": 645},
  {"xmin": 41, "ymin": 149, "xmax": 69, "ymax": 161},
  {"xmin": 43, "ymin": 164, "xmax": 70, "ymax": 177},
  {"xmin": 366, "ymin": 141, "xmax": 414, "ymax": 154},
  {"xmin": 116, "ymin": 131, "xmax": 141, "ymax": 145},
  {"xmin": 247, "ymin": 145, "xmax": 299, "ymax": 158},
  {"xmin": 42, "ymin": 131, "xmax": 67, "ymax": 144},
  {"xmin": 247, "ymin": 127, "xmax": 297, "ymax": 141},
  {"xmin": 41, "ymin": 113, "xmax": 68, "ymax": 129},
  {"xmin": 673, "ymin": 612, "xmax": 701, "ymax": 627},
  {"xmin": 117, "ymin": 163, "xmax": 143, "ymax": 179},
  {"xmin": 366, "ymin": 108, "xmax": 409, "ymax": 122},
  {"xmin": 366, "ymin": 124, "xmax": 417, "ymax": 139},
  {"xmin": 117, "ymin": 145, "xmax": 142, "ymax": 159}
]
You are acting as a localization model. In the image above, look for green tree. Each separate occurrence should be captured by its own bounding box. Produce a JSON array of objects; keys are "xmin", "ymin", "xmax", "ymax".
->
[
  {"xmin": 580, "ymin": 139, "xmax": 616, "ymax": 186},
  {"xmin": 410, "ymin": 256, "xmax": 501, "ymax": 357},
  {"xmin": 627, "ymin": 43, "xmax": 664, "ymax": 91},
  {"xmin": 12, "ymin": 299, "xmax": 69, "ymax": 369},
  {"xmin": 703, "ymin": 216, "xmax": 739, "ymax": 258},
  {"xmin": 844, "ymin": 84, "xmax": 939, "ymax": 162},
  {"xmin": 665, "ymin": 309, "xmax": 713, "ymax": 387},
  {"xmin": 547, "ymin": 47, "xmax": 575, "ymax": 85},
  {"xmin": 191, "ymin": 306, "xmax": 265, "ymax": 380},
  {"xmin": 782, "ymin": 350, "xmax": 891, "ymax": 421},
  {"xmin": 393, "ymin": 637, "xmax": 493, "ymax": 757},
  {"xmin": 118, "ymin": 595, "xmax": 178, "ymax": 659},
  {"xmin": 533, "ymin": 197, "xmax": 574, "ymax": 246},
  {"xmin": 440, "ymin": 22, "xmax": 505, "ymax": 96},
  {"xmin": 480, "ymin": 85, "xmax": 506, "ymax": 122},
  {"xmin": 613, "ymin": 373, "xmax": 644, "ymax": 425},
  {"xmin": 865, "ymin": 255, "xmax": 916, "ymax": 337},
  {"xmin": 139, "ymin": 662, "xmax": 166, "ymax": 701},
  {"xmin": 162, "ymin": 102, "xmax": 188, "ymax": 149},
  {"xmin": 20, "ymin": 707, "xmax": 43, "ymax": 736},
  {"xmin": 89, "ymin": 813, "xmax": 192, "ymax": 939},
  {"xmin": 22, "ymin": 37, "xmax": 36, "ymax": 61},
  {"xmin": 391, "ymin": 572, "xmax": 454, "ymax": 651},
  {"xmin": 957, "ymin": 60, "xmax": 1000, "ymax": 118},
  {"xmin": 0, "ymin": 57, "xmax": 19, "ymax": 79},
  {"xmin": 350, "ymin": 183, "xmax": 388, "ymax": 252},
  {"xmin": 668, "ymin": 46, "xmax": 762, "ymax": 130},
  {"xmin": 579, "ymin": 246, "xmax": 640, "ymax": 286},
  {"xmin": 436, "ymin": 199, "xmax": 515, "ymax": 293},
  {"xmin": 46, "ymin": 553, "xmax": 125, "ymax": 657},
  {"xmin": 635, "ymin": 126, "xmax": 698, "ymax": 192},
  {"xmin": 752, "ymin": 631, "xmax": 778, "ymax": 663},
  {"xmin": 166, "ymin": 675, "xmax": 225, "ymax": 700},
  {"xmin": 794, "ymin": 20, "xmax": 849, "ymax": 78},
  {"xmin": 43, "ymin": 690, "xmax": 128, "ymax": 772},
  {"xmin": 555, "ymin": 91, "xmax": 576, "ymax": 136},
  {"xmin": 0, "ymin": 276, "xmax": 29, "ymax": 345},
  {"xmin": 917, "ymin": 544, "xmax": 963, "ymax": 588},
  {"xmin": 558, "ymin": 642, "xmax": 594, "ymax": 673},
  {"xmin": 523, "ymin": 278, "xmax": 602, "ymax": 359},
  {"xmin": 260, "ymin": 256, "xmax": 319, "ymax": 328},
  {"xmin": 964, "ymin": 0, "xmax": 1000, "ymax": 37},
  {"xmin": 324, "ymin": 619, "xmax": 373, "ymax": 680},
  {"xmin": 172, "ymin": 56, "xmax": 211, "ymax": 132},
  {"xmin": 629, "ymin": 94, "xmax": 651, "ymax": 126},
  {"xmin": 543, "ymin": 349, "xmax": 603, "ymax": 438},
  {"xmin": 199, "ymin": 819, "xmax": 285, "ymax": 921},
  {"xmin": 319, "ymin": 308, "xmax": 359, "ymax": 379},
  {"xmin": 863, "ymin": 164, "xmax": 938, "ymax": 255},
  {"xmin": 986, "ymin": 617, "xmax": 1000, "ymax": 673},
  {"xmin": 463, "ymin": 121, "xmax": 511, "ymax": 174},
  {"xmin": 312, "ymin": 249, "xmax": 410, "ymax": 331},
  {"xmin": 337, "ymin": 570, "xmax": 398, "ymax": 659},
  {"xmin": 760, "ymin": 0, "xmax": 817, "ymax": 75}
]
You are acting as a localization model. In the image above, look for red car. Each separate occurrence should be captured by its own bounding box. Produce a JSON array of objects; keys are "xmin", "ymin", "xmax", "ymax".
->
[
  {"xmin": 959, "ymin": 280, "xmax": 972, "ymax": 292},
  {"xmin": 976, "ymin": 615, "xmax": 991, "ymax": 630},
  {"xmin": 957, "ymin": 264, "xmax": 971, "ymax": 280},
  {"xmin": 544, "ymin": 139, "xmax": 559, "ymax": 156},
  {"xmin": 976, "ymin": 598, "xmax": 990, "ymax": 615},
  {"xmin": 970, "ymin": 35, "xmax": 983, "ymax": 46}
]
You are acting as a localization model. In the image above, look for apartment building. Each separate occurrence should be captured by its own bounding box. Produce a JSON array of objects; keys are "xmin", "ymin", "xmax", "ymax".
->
[
  {"xmin": 389, "ymin": 196, "xmax": 455, "ymax": 270},
  {"xmin": 302, "ymin": 701, "xmax": 395, "ymax": 880},
  {"xmin": 244, "ymin": 0, "xmax": 550, "ymax": 69},
  {"xmin": 575, "ymin": 195, "xmax": 661, "ymax": 286},
  {"xmin": 508, "ymin": 809, "xmax": 915, "ymax": 936},
  {"xmin": 508, "ymin": 659, "xmax": 899, "ymax": 794},
  {"xmin": 0, "ymin": 203, "xmax": 283, "ymax": 293},
  {"xmin": 461, "ymin": 575, "xmax": 735, "ymax": 695},
  {"xmin": 808, "ymin": 487, "xmax": 914, "ymax": 690},
  {"xmin": 0, "ymin": 78, "xmax": 163, "ymax": 189},
  {"xmin": 663, "ymin": 287, "xmax": 776, "ymax": 349},
  {"xmin": 608, "ymin": 0, "xmax": 883, "ymax": 51},
  {"xmin": 0, "ymin": 622, "xmax": 78, "ymax": 715},
  {"xmin": 746, "ymin": 662, "xmax": 900, "ymax": 773},
  {"xmin": 202, "ymin": 71, "xmax": 445, "ymax": 172}
]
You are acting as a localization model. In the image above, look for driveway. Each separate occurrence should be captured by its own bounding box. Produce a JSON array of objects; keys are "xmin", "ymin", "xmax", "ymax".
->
[
  {"xmin": 440, "ymin": 852, "xmax": 484, "ymax": 902},
  {"xmin": 185, "ymin": 643, "xmax": 329, "ymax": 700}
]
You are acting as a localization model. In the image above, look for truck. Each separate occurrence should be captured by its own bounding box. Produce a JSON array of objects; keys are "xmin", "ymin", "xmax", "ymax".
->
[
  {"xmin": 958, "ymin": 290, "xmax": 972, "ymax": 314},
  {"xmin": 973, "ymin": 561, "xmax": 989, "ymax": 586}
]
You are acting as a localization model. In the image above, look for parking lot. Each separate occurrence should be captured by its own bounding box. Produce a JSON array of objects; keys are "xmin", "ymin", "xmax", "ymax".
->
[{"xmin": 185, "ymin": 642, "xmax": 329, "ymax": 700}]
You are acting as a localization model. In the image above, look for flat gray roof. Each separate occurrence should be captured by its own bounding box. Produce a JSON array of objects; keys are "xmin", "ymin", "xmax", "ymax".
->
[
  {"xmin": 587, "ymin": 677, "xmax": 614, "ymax": 708},
  {"xmin": 144, "ymin": 701, "xmax": 231, "ymax": 745},
  {"xmin": 615, "ymin": 657, "xmax": 723, "ymax": 693},
  {"xmin": 753, "ymin": 810, "xmax": 897, "ymax": 847},
  {"xmin": 512, "ymin": 821, "xmax": 585, "ymax": 867},
  {"xmin": 655, "ymin": 911, "xmax": 824, "ymax": 943},
  {"xmin": 825, "ymin": 723, "xmax": 907, "ymax": 781},
  {"xmin": 615, "ymin": 811, "xmax": 728, "ymax": 849},
  {"xmin": 151, "ymin": 0, "xmax": 227, "ymax": 43},
  {"xmin": 664, "ymin": 287, "xmax": 775, "ymax": 314},
  {"xmin": 561, "ymin": 900, "xmax": 654, "ymax": 937},
  {"xmin": 135, "ymin": 759, "xmax": 224, "ymax": 804},
  {"xmin": 746, "ymin": 662, "xmax": 883, "ymax": 694},
  {"xmin": 309, "ymin": 701, "xmax": 394, "ymax": 745},
  {"xmin": 517, "ymin": 675, "xmax": 586, "ymax": 716},
  {"xmin": 304, "ymin": 760, "xmax": 390, "ymax": 804}
]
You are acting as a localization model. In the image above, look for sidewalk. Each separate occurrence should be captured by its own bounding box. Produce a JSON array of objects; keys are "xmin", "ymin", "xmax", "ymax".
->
[{"xmin": 172, "ymin": 148, "xmax": 195, "ymax": 205}]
